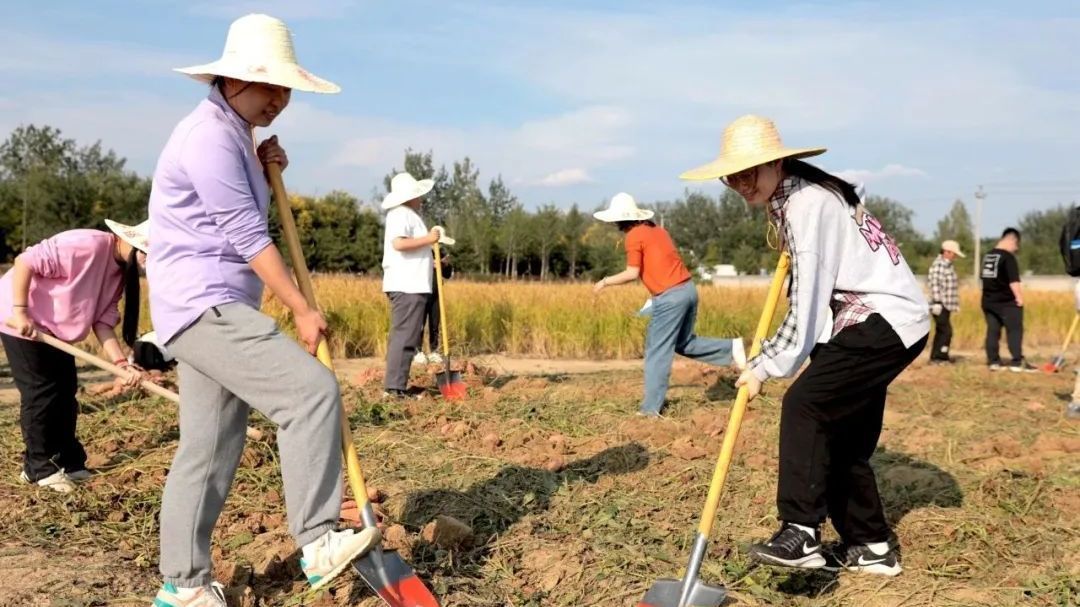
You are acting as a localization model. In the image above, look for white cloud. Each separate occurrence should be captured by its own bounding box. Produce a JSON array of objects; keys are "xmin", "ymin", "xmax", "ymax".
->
[
  {"xmin": 835, "ymin": 164, "xmax": 928, "ymax": 184},
  {"xmin": 0, "ymin": 29, "xmax": 198, "ymax": 78},
  {"xmin": 528, "ymin": 168, "xmax": 593, "ymax": 187}
]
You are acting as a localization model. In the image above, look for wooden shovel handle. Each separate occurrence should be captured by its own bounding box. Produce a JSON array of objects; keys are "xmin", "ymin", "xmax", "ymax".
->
[
  {"xmin": 36, "ymin": 333, "xmax": 179, "ymax": 403},
  {"xmin": 697, "ymin": 252, "xmax": 790, "ymax": 537},
  {"xmin": 265, "ymin": 162, "xmax": 373, "ymax": 511}
]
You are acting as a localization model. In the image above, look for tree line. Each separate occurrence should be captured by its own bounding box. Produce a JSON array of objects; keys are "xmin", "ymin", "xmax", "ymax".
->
[{"xmin": 0, "ymin": 125, "xmax": 1072, "ymax": 279}]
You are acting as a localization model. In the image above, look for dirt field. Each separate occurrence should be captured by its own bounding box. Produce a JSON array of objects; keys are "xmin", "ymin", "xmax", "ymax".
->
[{"xmin": 0, "ymin": 354, "xmax": 1077, "ymax": 607}]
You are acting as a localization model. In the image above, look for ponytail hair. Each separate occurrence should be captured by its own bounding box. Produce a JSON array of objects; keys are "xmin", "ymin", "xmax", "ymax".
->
[
  {"xmin": 121, "ymin": 247, "xmax": 141, "ymax": 346},
  {"xmin": 782, "ymin": 158, "xmax": 861, "ymax": 208}
]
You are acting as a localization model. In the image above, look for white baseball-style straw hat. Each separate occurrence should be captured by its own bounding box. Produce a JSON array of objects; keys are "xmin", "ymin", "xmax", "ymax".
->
[
  {"xmin": 941, "ymin": 240, "xmax": 966, "ymax": 257},
  {"xmin": 175, "ymin": 14, "xmax": 340, "ymax": 94},
  {"xmin": 680, "ymin": 115, "xmax": 826, "ymax": 181},
  {"xmin": 593, "ymin": 192, "xmax": 655, "ymax": 223}
]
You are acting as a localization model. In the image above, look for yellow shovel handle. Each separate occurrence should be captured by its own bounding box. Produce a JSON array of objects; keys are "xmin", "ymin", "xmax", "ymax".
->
[
  {"xmin": 267, "ymin": 162, "xmax": 371, "ymax": 512},
  {"xmin": 697, "ymin": 252, "xmax": 790, "ymax": 537},
  {"xmin": 433, "ymin": 242, "xmax": 451, "ymax": 359},
  {"xmin": 1061, "ymin": 313, "xmax": 1080, "ymax": 355}
]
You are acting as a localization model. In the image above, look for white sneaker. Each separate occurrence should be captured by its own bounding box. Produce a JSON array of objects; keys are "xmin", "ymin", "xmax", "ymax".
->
[
  {"xmin": 412, "ymin": 351, "xmax": 428, "ymax": 365},
  {"xmin": 732, "ymin": 338, "xmax": 747, "ymax": 371},
  {"xmin": 150, "ymin": 582, "xmax": 227, "ymax": 607},
  {"xmin": 427, "ymin": 352, "xmax": 444, "ymax": 365},
  {"xmin": 20, "ymin": 469, "xmax": 76, "ymax": 493},
  {"xmin": 301, "ymin": 528, "xmax": 382, "ymax": 590}
]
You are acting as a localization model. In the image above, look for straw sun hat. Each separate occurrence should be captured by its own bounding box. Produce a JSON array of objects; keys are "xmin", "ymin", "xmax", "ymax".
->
[
  {"xmin": 104, "ymin": 219, "xmax": 149, "ymax": 253},
  {"xmin": 381, "ymin": 173, "xmax": 435, "ymax": 210},
  {"xmin": 175, "ymin": 13, "xmax": 340, "ymax": 94},
  {"xmin": 680, "ymin": 115, "xmax": 826, "ymax": 181},
  {"xmin": 593, "ymin": 193, "xmax": 655, "ymax": 223}
]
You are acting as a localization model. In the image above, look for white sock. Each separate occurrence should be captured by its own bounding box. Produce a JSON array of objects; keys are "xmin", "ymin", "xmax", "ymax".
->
[
  {"xmin": 865, "ymin": 541, "xmax": 890, "ymax": 555},
  {"xmin": 789, "ymin": 523, "xmax": 817, "ymax": 538}
]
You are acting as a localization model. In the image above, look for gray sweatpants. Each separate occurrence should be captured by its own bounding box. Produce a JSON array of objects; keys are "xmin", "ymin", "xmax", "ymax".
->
[
  {"xmin": 385, "ymin": 292, "xmax": 429, "ymax": 391},
  {"xmin": 159, "ymin": 303, "xmax": 343, "ymax": 587}
]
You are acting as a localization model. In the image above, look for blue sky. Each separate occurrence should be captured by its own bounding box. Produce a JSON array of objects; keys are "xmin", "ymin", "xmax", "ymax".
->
[{"xmin": 3, "ymin": 0, "xmax": 1079, "ymax": 236}]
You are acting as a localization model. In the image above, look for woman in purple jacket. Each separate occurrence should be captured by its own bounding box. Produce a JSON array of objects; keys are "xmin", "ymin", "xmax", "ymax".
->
[{"xmin": 146, "ymin": 14, "xmax": 377, "ymax": 606}]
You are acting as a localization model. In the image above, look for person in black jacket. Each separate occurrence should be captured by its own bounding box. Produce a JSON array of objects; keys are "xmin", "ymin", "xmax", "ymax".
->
[{"xmin": 980, "ymin": 228, "xmax": 1033, "ymax": 371}]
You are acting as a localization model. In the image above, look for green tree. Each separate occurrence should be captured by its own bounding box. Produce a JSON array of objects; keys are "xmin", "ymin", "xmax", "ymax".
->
[
  {"xmin": 1017, "ymin": 205, "xmax": 1071, "ymax": 275},
  {"xmin": 531, "ymin": 204, "xmax": 563, "ymax": 280},
  {"xmin": 498, "ymin": 203, "xmax": 531, "ymax": 279},
  {"xmin": 562, "ymin": 204, "xmax": 587, "ymax": 279},
  {"xmin": 0, "ymin": 124, "xmax": 152, "ymax": 258}
]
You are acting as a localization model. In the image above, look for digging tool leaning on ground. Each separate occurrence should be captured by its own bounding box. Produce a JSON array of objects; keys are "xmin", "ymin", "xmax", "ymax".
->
[
  {"xmin": 270, "ymin": 162, "xmax": 441, "ymax": 607},
  {"xmin": 144, "ymin": 14, "xmax": 379, "ymax": 607},
  {"xmin": 0, "ymin": 220, "xmax": 150, "ymax": 494},
  {"xmin": 683, "ymin": 115, "xmax": 930, "ymax": 579}
]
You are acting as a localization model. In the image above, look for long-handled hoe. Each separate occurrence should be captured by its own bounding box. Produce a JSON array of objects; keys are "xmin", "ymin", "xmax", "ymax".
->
[{"xmin": 636, "ymin": 253, "xmax": 790, "ymax": 607}]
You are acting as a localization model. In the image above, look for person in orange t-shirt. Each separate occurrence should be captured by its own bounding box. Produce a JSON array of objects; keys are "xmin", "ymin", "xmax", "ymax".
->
[{"xmin": 593, "ymin": 193, "xmax": 746, "ymax": 416}]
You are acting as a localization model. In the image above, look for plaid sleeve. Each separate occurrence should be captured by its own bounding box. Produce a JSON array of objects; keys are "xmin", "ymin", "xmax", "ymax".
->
[
  {"xmin": 928, "ymin": 259, "xmax": 944, "ymax": 303},
  {"xmin": 747, "ymin": 222, "xmax": 837, "ymax": 380}
]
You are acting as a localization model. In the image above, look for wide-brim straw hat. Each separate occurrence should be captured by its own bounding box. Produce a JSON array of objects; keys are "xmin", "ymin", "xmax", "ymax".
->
[
  {"xmin": 594, "ymin": 192, "xmax": 655, "ymax": 223},
  {"xmin": 175, "ymin": 14, "xmax": 340, "ymax": 94},
  {"xmin": 680, "ymin": 115, "xmax": 826, "ymax": 181},
  {"xmin": 382, "ymin": 172, "xmax": 435, "ymax": 210},
  {"xmin": 105, "ymin": 219, "xmax": 149, "ymax": 253}
]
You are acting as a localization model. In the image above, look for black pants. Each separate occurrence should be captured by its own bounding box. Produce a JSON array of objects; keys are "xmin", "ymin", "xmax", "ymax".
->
[
  {"xmin": 930, "ymin": 308, "xmax": 953, "ymax": 361},
  {"xmin": 385, "ymin": 292, "xmax": 430, "ymax": 391},
  {"xmin": 777, "ymin": 315, "xmax": 926, "ymax": 544},
  {"xmin": 1, "ymin": 333, "xmax": 87, "ymax": 481},
  {"xmin": 982, "ymin": 302, "xmax": 1023, "ymax": 365},
  {"xmin": 423, "ymin": 279, "xmax": 442, "ymax": 352}
]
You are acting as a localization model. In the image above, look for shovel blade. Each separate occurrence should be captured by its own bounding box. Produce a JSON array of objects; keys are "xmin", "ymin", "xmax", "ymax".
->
[
  {"xmin": 436, "ymin": 370, "xmax": 467, "ymax": 400},
  {"xmin": 636, "ymin": 578, "xmax": 727, "ymax": 607},
  {"xmin": 353, "ymin": 548, "xmax": 440, "ymax": 607}
]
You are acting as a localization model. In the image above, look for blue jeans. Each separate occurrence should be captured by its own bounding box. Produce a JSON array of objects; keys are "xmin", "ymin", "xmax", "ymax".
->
[{"xmin": 641, "ymin": 281, "xmax": 736, "ymax": 414}]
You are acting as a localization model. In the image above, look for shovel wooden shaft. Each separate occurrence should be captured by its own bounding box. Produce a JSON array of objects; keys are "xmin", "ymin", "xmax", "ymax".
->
[
  {"xmin": 1060, "ymin": 313, "xmax": 1079, "ymax": 357},
  {"xmin": 267, "ymin": 162, "xmax": 371, "ymax": 512},
  {"xmin": 697, "ymin": 253, "xmax": 790, "ymax": 537},
  {"xmin": 432, "ymin": 242, "xmax": 451, "ymax": 359},
  {"xmin": 37, "ymin": 333, "xmax": 180, "ymax": 403}
]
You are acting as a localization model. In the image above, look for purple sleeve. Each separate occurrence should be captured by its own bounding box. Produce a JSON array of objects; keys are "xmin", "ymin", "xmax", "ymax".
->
[{"xmin": 180, "ymin": 122, "xmax": 273, "ymax": 261}]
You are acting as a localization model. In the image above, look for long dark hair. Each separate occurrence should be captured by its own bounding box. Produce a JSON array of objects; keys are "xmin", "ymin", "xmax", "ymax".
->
[
  {"xmin": 121, "ymin": 247, "xmax": 141, "ymax": 346},
  {"xmin": 782, "ymin": 158, "xmax": 861, "ymax": 207},
  {"xmin": 616, "ymin": 219, "xmax": 656, "ymax": 232}
]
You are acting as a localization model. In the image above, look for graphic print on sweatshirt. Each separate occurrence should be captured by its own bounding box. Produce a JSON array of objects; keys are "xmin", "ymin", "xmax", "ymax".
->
[
  {"xmin": 852, "ymin": 205, "xmax": 902, "ymax": 266},
  {"xmin": 981, "ymin": 253, "xmax": 1002, "ymax": 279}
]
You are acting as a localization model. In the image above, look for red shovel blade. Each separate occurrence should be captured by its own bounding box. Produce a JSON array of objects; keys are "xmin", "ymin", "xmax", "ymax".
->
[
  {"xmin": 353, "ymin": 548, "xmax": 440, "ymax": 607},
  {"xmin": 436, "ymin": 370, "xmax": 467, "ymax": 400}
]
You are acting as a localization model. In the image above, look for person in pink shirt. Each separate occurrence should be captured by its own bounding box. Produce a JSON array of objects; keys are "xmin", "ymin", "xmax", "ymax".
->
[{"xmin": 0, "ymin": 220, "xmax": 149, "ymax": 493}]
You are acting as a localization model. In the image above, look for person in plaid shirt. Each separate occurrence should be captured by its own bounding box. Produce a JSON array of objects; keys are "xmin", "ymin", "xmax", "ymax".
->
[
  {"xmin": 927, "ymin": 240, "xmax": 965, "ymax": 363},
  {"xmin": 682, "ymin": 115, "xmax": 930, "ymax": 577}
]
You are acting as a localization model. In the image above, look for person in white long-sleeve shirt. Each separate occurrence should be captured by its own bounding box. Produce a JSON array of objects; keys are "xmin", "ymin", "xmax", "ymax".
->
[{"xmin": 681, "ymin": 115, "xmax": 930, "ymax": 577}]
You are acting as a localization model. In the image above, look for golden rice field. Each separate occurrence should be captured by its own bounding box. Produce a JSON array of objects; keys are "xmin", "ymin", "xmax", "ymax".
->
[{"xmin": 260, "ymin": 277, "xmax": 1077, "ymax": 360}]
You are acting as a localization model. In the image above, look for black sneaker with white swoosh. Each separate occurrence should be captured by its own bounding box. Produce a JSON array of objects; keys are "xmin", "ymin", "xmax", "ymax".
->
[
  {"xmin": 748, "ymin": 523, "xmax": 826, "ymax": 569},
  {"xmin": 823, "ymin": 542, "xmax": 903, "ymax": 576}
]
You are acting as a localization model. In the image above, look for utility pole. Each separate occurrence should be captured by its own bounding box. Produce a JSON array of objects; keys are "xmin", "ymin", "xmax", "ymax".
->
[{"xmin": 973, "ymin": 185, "xmax": 986, "ymax": 281}]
